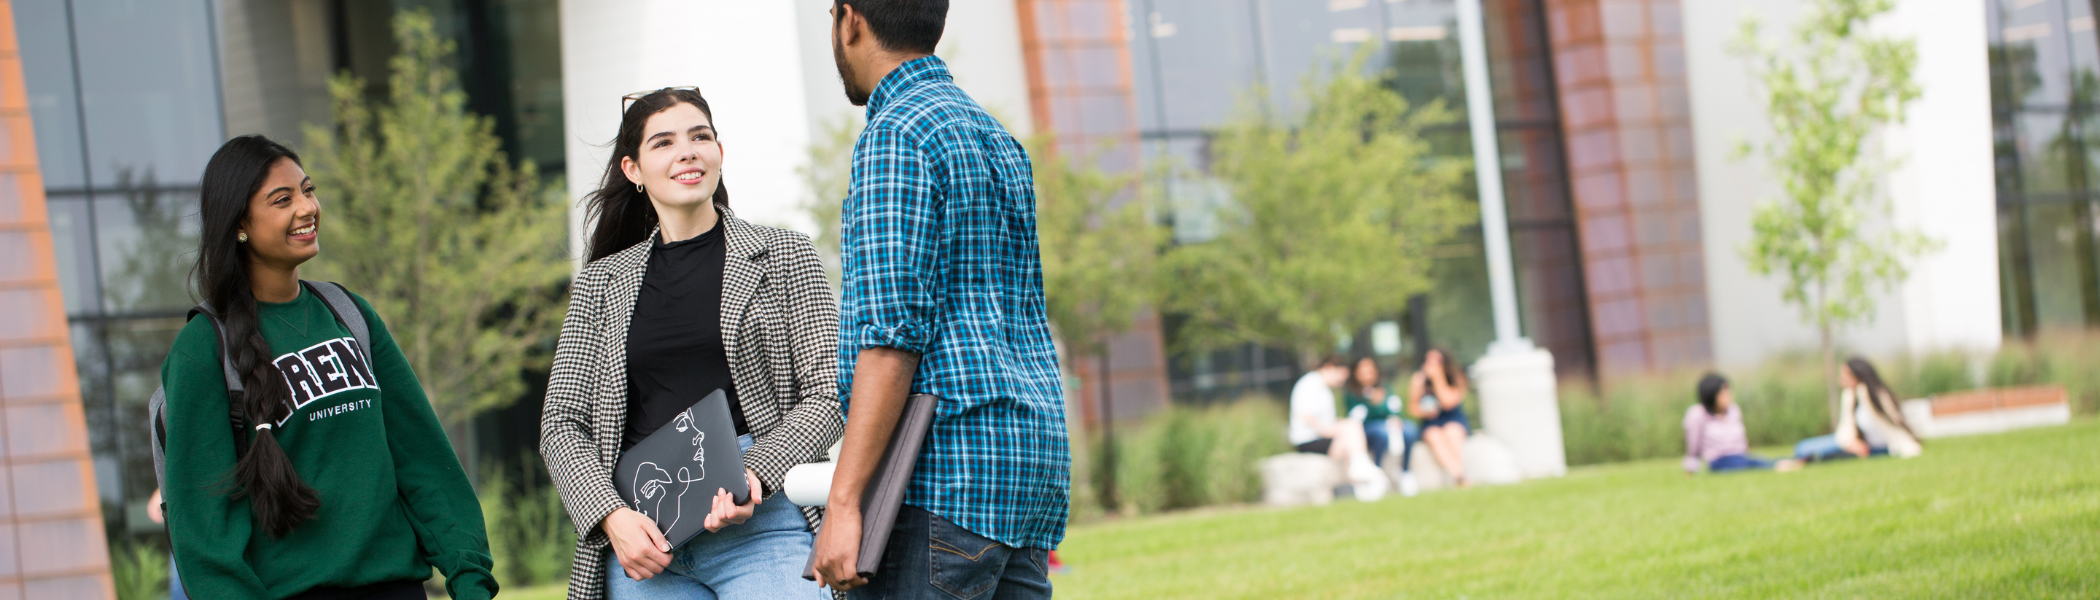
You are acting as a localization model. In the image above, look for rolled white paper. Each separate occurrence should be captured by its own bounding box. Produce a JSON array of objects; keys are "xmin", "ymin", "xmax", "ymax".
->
[{"xmin": 783, "ymin": 461, "xmax": 836, "ymax": 507}]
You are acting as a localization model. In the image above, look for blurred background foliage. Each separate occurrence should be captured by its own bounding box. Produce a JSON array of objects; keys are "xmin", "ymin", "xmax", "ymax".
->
[{"xmin": 301, "ymin": 9, "xmax": 570, "ymax": 437}]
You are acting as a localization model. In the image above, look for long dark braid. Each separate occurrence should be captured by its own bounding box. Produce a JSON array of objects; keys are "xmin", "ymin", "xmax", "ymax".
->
[{"xmin": 194, "ymin": 135, "xmax": 320, "ymax": 537}]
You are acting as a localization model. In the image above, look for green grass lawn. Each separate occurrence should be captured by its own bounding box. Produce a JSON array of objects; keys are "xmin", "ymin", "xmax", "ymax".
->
[{"xmin": 1051, "ymin": 420, "xmax": 2100, "ymax": 599}]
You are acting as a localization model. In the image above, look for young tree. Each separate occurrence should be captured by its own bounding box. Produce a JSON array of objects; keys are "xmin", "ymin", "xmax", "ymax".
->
[
  {"xmin": 796, "ymin": 113, "xmax": 864, "ymax": 284},
  {"xmin": 1732, "ymin": 0, "xmax": 1939, "ymax": 417},
  {"xmin": 1032, "ymin": 138, "xmax": 1168, "ymax": 509},
  {"xmin": 1164, "ymin": 54, "xmax": 1473, "ymax": 366},
  {"xmin": 300, "ymin": 10, "xmax": 570, "ymax": 434}
]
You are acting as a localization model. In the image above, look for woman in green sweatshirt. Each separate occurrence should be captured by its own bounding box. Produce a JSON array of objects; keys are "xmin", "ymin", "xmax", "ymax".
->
[{"xmin": 160, "ymin": 135, "xmax": 496, "ymax": 600}]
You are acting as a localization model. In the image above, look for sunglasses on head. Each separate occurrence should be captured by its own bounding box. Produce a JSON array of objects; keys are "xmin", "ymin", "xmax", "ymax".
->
[{"xmin": 622, "ymin": 86, "xmax": 701, "ymax": 113}]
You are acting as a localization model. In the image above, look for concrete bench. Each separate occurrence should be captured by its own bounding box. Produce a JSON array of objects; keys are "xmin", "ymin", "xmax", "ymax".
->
[
  {"xmin": 1259, "ymin": 453, "xmax": 1343, "ymax": 507},
  {"xmin": 1403, "ymin": 433, "xmax": 1522, "ymax": 493},
  {"xmin": 1899, "ymin": 384, "xmax": 2071, "ymax": 439}
]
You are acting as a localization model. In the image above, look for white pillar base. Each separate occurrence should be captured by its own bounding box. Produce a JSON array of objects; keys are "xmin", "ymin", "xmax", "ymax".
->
[{"xmin": 1471, "ymin": 339, "xmax": 1566, "ymax": 479}]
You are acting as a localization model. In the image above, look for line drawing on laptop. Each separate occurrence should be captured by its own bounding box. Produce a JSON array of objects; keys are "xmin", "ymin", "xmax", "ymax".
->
[{"xmin": 633, "ymin": 406, "xmax": 708, "ymax": 533}]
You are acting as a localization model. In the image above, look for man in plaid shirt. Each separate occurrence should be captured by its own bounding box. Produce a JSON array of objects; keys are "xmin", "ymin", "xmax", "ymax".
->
[{"xmin": 811, "ymin": 1, "xmax": 1069, "ymax": 598}]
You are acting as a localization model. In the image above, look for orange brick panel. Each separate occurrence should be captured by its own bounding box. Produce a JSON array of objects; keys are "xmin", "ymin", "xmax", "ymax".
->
[
  {"xmin": 0, "ymin": 287, "xmax": 64, "ymax": 342},
  {"xmin": 1999, "ymin": 385, "xmax": 2068, "ymax": 409},
  {"xmin": 1930, "ymin": 390, "xmax": 2000, "ymax": 417},
  {"xmin": 4, "ymin": 401, "xmax": 88, "ymax": 459},
  {"xmin": 14, "ymin": 517, "xmax": 108, "ymax": 575}
]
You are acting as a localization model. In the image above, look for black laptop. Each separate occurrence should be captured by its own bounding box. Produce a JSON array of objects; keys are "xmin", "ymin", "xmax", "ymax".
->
[{"xmin": 614, "ymin": 388, "xmax": 750, "ymax": 549}]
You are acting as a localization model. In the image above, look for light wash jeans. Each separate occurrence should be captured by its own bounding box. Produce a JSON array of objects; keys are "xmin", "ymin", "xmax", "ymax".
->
[
  {"xmin": 1793, "ymin": 434, "xmax": 1887, "ymax": 462},
  {"xmin": 607, "ymin": 435, "xmax": 830, "ymax": 600},
  {"xmin": 171, "ymin": 557, "xmax": 188, "ymax": 600}
]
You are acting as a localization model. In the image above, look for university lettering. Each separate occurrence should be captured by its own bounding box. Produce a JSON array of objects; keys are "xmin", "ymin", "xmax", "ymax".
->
[{"xmin": 273, "ymin": 337, "xmax": 380, "ymax": 425}]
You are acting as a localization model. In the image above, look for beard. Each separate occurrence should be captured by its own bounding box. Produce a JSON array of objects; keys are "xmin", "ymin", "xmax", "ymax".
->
[{"xmin": 834, "ymin": 34, "xmax": 870, "ymax": 106}]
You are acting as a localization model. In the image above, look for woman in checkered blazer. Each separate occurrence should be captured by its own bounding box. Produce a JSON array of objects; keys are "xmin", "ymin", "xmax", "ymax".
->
[{"xmin": 539, "ymin": 88, "xmax": 842, "ymax": 600}]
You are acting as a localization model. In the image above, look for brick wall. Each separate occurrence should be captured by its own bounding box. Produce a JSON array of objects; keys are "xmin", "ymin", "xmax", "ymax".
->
[
  {"xmin": 1543, "ymin": 0, "xmax": 1713, "ymax": 374},
  {"xmin": 0, "ymin": 1, "xmax": 116, "ymax": 597}
]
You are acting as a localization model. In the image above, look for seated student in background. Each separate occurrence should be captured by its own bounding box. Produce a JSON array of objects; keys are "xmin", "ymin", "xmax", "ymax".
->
[
  {"xmin": 1682, "ymin": 374, "xmax": 1791, "ymax": 474},
  {"xmin": 1289, "ymin": 357, "xmax": 1383, "ymax": 492},
  {"xmin": 1344, "ymin": 356, "xmax": 1421, "ymax": 495},
  {"xmin": 1408, "ymin": 348, "xmax": 1473, "ymax": 488},
  {"xmin": 1793, "ymin": 357, "xmax": 1923, "ymax": 462}
]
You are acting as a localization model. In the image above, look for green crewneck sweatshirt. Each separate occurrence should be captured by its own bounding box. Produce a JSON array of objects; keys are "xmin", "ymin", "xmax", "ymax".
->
[{"xmin": 160, "ymin": 286, "xmax": 496, "ymax": 600}]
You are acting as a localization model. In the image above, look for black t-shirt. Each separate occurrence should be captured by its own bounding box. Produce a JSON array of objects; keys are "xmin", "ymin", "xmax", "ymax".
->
[{"xmin": 623, "ymin": 223, "xmax": 749, "ymax": 451}]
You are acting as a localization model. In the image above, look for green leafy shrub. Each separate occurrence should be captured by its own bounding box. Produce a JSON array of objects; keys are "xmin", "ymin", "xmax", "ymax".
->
[
  {"xmin": 1895, "ymin": 351, "xmax": 1976, "ymax": 397},
  {"xmin": 1091, "ymin": 398, "xmax": 1288, "ymax": 518},
  {"xmin": 111, "ymin": 542, "xmax": 168, "ymax": 600},
  {"xmin": 2031, "ymin": 332, "xmax": 2100, "ymax": 416},
  {"xmin": 1065, "ymin": 410, "xmax": 1105, "ymax": 525},
  {"xmin": 481, "ymin": 456, "xmax": 576, "ymax": 589}
]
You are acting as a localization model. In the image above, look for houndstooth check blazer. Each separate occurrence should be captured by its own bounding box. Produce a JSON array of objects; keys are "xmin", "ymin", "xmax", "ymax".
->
[{"xmin": 540, "ymin": 210, "xmax": 843, "ymax": 599}]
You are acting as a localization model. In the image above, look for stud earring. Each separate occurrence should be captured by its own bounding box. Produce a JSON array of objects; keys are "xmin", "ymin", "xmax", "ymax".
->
[{"xmin": 237, "ymin": 232, "xmax": 248, "ymax": 243}]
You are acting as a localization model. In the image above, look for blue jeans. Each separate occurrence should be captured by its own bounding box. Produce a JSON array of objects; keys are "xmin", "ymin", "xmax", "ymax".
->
[
  {"xmin": 1707, "ymin": 454, "xmax": 1773, "ymax": 473},
  {"xmin": 171, "ymin": 556, "xmax": 188, "ymax": 600},
  {"xmin": 1364, "ymin": 419, "xmax": 1421, "ymax": 470},
  {"xmin": 608, "ymin": 435, "xmax": 829, "ymax": 600},
  {"xmin": 848, "ymin": 504, "xmax": 1052, "ymax": 600},
  {"xmin": 1793, "ymin": 435, "xmax": 1887, "ymax": 462}
]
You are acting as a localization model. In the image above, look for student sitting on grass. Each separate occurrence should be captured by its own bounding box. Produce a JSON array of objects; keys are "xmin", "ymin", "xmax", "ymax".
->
[
  {"xmin": 1792, "ymin": 357, "xmax": 1923, "ymax": 462},
  {"xmin": 1682, "ymin": 373, "xmax": 1791, "ymax": 474}
]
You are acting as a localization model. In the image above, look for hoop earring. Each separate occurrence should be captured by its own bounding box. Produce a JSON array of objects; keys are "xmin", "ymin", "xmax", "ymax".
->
[
  {"xmin": 635, "ymin": 183, "xmax": 644, "ymax": 192},
  {"xmin": 237, "ymin": 232, "xmax": 248, "ymax": 243}
]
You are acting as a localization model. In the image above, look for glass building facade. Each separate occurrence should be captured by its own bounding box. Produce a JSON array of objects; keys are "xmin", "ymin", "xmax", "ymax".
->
[
  {"xmin": 14, "ymin": 0, "xmax": 562, "ymax": 540},
  {"xmin": 1125, "ymin": 0, "xmax": 1592, "ymax": 399},
  {"xmin": 1988, "ymin": 0, "xmax": 2100, "ymax": 336}
]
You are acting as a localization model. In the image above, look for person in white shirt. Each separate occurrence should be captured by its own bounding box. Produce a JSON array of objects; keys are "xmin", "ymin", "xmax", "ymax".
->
[
  {"xmin": 1288, "ymin": 356, "xmax": 1383, "ymax": 497},
  {"xmin": 1791, "ymin": 356, "xmax": 1923, "ymax": 462}
]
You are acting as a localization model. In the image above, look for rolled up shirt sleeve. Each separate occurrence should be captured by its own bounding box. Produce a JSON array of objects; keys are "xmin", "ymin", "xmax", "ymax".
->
[{"xmin": 843, "ymin": 125, "xmax": 941, "ymax": 356}]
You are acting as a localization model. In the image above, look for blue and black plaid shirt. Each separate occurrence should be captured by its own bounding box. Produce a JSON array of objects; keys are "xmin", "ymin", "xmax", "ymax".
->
[{"xmin": 837, "ymin": 56, "xmax": 1070, "ymax": 550}]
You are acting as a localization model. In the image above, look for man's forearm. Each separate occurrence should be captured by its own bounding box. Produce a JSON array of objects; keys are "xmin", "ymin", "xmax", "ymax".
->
[{"xmin": 827, "ymin": 347, "xmax": 921, "ymax": 516}]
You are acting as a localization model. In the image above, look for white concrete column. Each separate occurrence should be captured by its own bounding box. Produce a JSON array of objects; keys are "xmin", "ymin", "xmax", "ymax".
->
[
  {"xmin": 1882, "ymin": 0, "xmax": 2001, "ymax": 356},
  {"xmin": 1456, "ymin": 0, "xmax": 1566, "ymax": 480}
]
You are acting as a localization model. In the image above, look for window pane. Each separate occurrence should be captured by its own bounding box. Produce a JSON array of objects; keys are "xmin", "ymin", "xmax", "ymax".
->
[
  {"xmin": 1999, "ymin": 0, "xmax": 2074, "ymax": 107},
  {"xmin": 1142, "ymin": 0, "xmax": 1266, "ymax": 131},
  {"xmin": 94, "ymin": 189, "xmax": 200, "ymax": 314},
  {"xmin": 1257, "ymin": 0, "xmax": 1390, "ymax": 116},
  {"xmin": 2063, "ymin": 0, "xmax": 2098, "ymax": 83},
  {"xmin": 2018, "ymin": 110, "xmax": 2081, "ymax": 193},
  {"xmin": 14, "ymin": 0, "xmax": 88, "ymax": 189},
  {"xmin": 72, "ymin": 0, "xmax": 222, "ymax": 188},
  {"xmin": 107, "ymin": 316, "xmax": 186, "ymax": 524},
  {"xmin": 1384, "ymin": 0, "xmax": 1462, "ymax": 112},
  {"xmin": 45, "ymin": 196, "xmax": 101, "ymax": 315},
  {"xmin": 2025, "ymin": 201, "xmax": 2095, "ymax": 329}
]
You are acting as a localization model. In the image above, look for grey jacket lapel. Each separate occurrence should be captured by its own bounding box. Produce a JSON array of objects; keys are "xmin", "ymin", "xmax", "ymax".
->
[
  {"xmin": 594, "ymin": 234, "xmax": 653, "ymax": 467},
  {"xmin": 720, "ymin": 214, "xmax": 771, "ymax": 428}
]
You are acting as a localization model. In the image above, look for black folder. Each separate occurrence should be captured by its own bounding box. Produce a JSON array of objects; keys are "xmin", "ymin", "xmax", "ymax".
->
[
  {"xmin": 614, "ymin": 389, "xmax": 749, "ymax": 550},
  {"xmin": 803, "ymin": 393, "xmax": 939, "ymax": 581}
]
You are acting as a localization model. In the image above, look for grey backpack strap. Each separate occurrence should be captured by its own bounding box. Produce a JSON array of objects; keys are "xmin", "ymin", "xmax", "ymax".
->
[
  {"xmin": 189, "ymin": 304, "xmax": 251, "ymax": 459},
  {"xmin": 303, "ymin": 280, "xmax": 371, "ymax": 358},
  {"xmin": 156, "ymin": 303, "xmax": 249, "ymax": 501},
  {"xmin": 190, "ymin": 303, "xmax": 245, "ymax": 397}
]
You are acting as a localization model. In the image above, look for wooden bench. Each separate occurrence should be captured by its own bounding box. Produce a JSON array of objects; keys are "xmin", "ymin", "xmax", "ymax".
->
[{"xmin": 1899, "ymin": 384, "xmax": 2071, "ymax": 439}]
